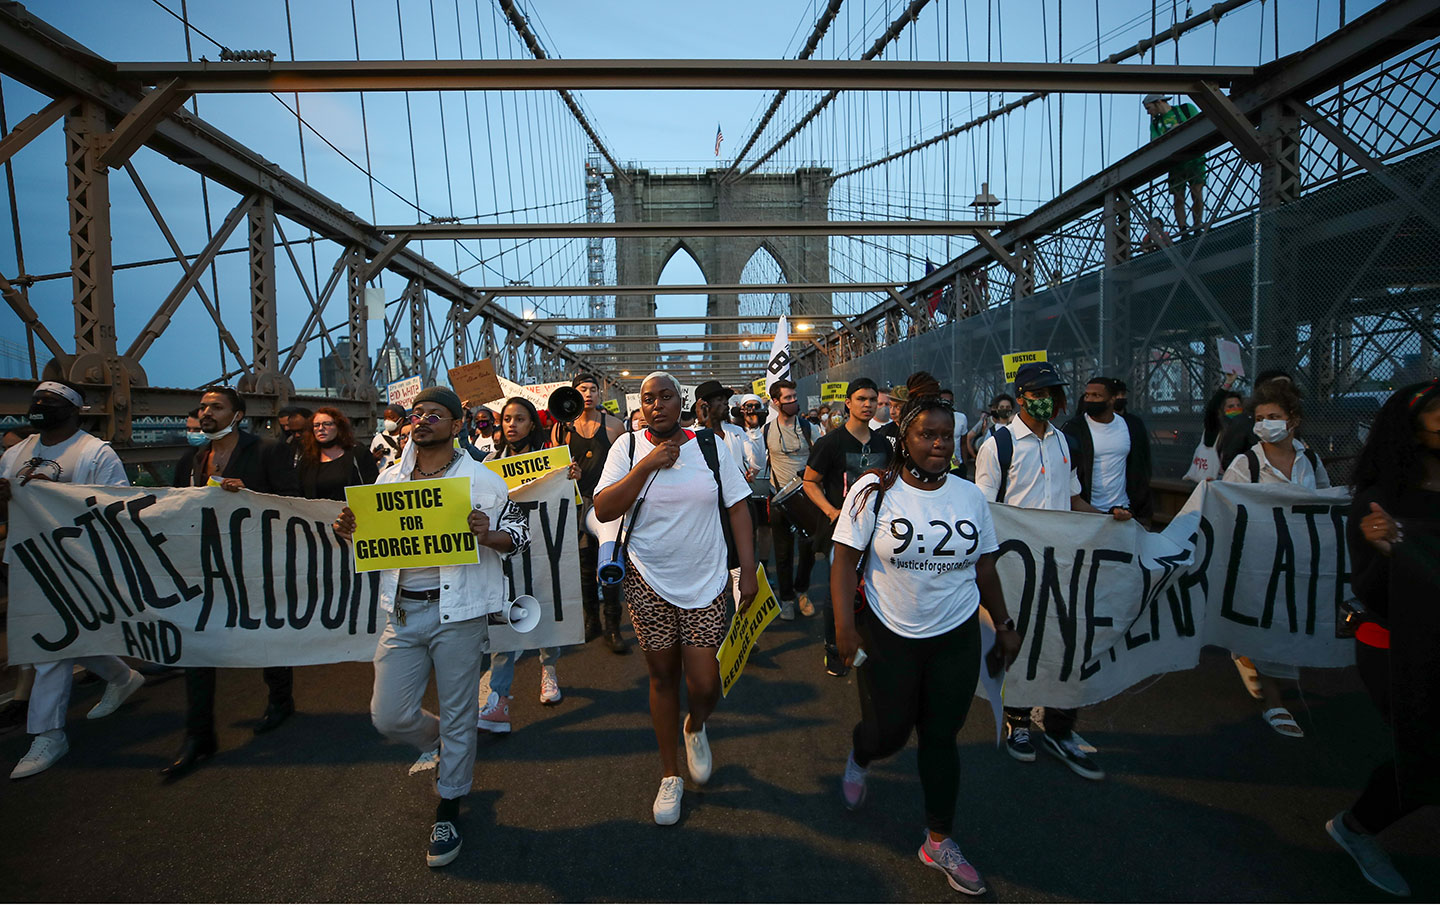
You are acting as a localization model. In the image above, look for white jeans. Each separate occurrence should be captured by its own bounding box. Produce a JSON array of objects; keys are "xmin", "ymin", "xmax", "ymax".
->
[
  {"xmin": 370, "ymin": 597, "xmax": 489, "ymax": 799},
  {"xmin": 27, "ymin": 656, "xmax": 132, "ymax": 735}
]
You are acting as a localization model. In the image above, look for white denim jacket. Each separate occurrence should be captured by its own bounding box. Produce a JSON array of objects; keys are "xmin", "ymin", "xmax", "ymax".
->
[{"xmin": 373, "ymin": 441, "xmax": 529, "ymax": 624}]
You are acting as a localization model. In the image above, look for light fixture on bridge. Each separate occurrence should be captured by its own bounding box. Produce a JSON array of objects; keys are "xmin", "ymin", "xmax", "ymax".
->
[
  {"xmin": 621, "ymin": 370, "xmax": 630, "ymax": 376},
  {"xmin": 971, "ymin": 182, "xmax": 1000, "ymax": 214},
  {"xmin": 741, "ymin": 340, "xmax": 751, "ymax": 347},
  {"xmin": 796, "ymin": 322, "xmax": 811, "ymax": 331},
  {"xmin": 523, "ymin": 308, "xmax": 536, "ymax": 320}
]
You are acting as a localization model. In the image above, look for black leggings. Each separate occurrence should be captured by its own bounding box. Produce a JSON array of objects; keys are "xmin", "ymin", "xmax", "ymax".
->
[
  {"xmin": 853, "ymin": 608, "xmax": 981, "ymax": 836},
  {"xmin": 1350, "ymin": 642, "xmax": 1437, "ymax": 833}
]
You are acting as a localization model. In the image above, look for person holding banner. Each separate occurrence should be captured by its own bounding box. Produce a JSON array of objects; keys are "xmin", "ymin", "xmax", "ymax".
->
[
  {"xmin": 829, "ymin": 372, "xmax": 1020, "ymax": 897},
  {"xmin": 1328, "ymin": 379, "xmax": 1440, "ymax": 898},
  {"xmin": 477, "ymin": 397, "xmax": 581, "ymax": 721},
  {"xmin": 1221, "ymin": 381, "xmax": 1331, "ymax": 738},
  {"xmin": 593, "ymin": 371, "xmax": 757, "ymax": 826},
  {"xmin": 299, "ymin": 407, "xmax": 378, "ymax": 501},
  {"xmin": 165, "ymin": 386, "xmax": 302, "ymax": 779},
  {"xmin": 974, "ymin": 362, "xmax": 1120, "ymax": 780},
  {"xmin": 333, "ymin": 386, "xmax": 529, "ymax": 868},
  {"xmin": 370, "ymin": 404, "xmax": 409, "ymax": 470},
  {"xmin": 551, "ymin": 374, "xmax": 628, "ymax": 652},
  {"xmin": 1, "ymin": 381, "xmax": 146, "ymax": 780},
  {"xmin": 1062, "ymin": 377, "xmax": 1152, "ymax": 527}
]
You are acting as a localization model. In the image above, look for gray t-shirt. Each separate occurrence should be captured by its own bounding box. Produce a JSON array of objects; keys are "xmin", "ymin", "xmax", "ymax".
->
[{"xmin": 765, "ymin": 418, "xmax": 812, "ymax": 490}]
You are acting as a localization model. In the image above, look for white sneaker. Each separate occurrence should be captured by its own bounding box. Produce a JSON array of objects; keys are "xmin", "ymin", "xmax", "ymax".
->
[
  {"xmin": 11, "ymin": 733, "xmax": 68, "ymax": 779},
  {"xmin": 539, "ymin": 665, "xmax": 562, "ymax": 705},
  {"xmin": 683, "ymin": 719, "xmax": 712, "ymax": 784},
  {"xmin": 653, "ymin": 775, "xmax": 684, "ymax": 825},
  {"xmin": 779, "ymin": 599, "xmax": 797, "ymax": 621},
  {"xmin": 477, "ymin": 691, "xmax": 511, "ymax": 733},
  {"xmin": 87, "ymin": 669, "xmax": 144, "ymax": 719}
]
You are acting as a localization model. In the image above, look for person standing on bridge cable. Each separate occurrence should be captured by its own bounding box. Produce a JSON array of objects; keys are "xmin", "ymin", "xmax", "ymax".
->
[
  {"xmin": 163, "ymin": 385, "xmax": 302, "ymax": 780},
  {"xmin": 333, "ymin": 386, "xmax": 529, "ymax": 868},
  {"xmin": 1143, "ymin": 93, "xmax": 1208, "ymax": 237},
  {"xmin": 474, "ymin": 396, "xmax": 582, "ymax": 733},
  {"xmin": 550, "ymin": 373, "xmax": 630, "ymax": 654},
  {"xmin": 973, "ymin": 362, "xmax": 1128, "ymax": 782},
  {"xmin": 829, "ymin": 372, "xmax": 1021, "ymax": 897},
  {"xmin": 593, "ymin": 371, "xmax": 757, "ymax": 827},
  {"xmin": 2, "ymin": 380, "xmax": 147, "ymax": 780},
  {"xmin": 764, "ymin": 379, "xmax": 818, "ymax": 621}
]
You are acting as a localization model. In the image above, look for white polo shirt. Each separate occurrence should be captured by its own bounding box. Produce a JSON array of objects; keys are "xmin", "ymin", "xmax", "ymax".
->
[{"xmin": 972, "ymin": 415, "xmax": 1081, "ymax": 511}]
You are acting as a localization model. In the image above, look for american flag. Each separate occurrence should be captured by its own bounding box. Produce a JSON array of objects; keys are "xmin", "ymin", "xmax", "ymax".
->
[{"xmin": 714, "ymin": 123, "xmax": 723, "ymax": 156}]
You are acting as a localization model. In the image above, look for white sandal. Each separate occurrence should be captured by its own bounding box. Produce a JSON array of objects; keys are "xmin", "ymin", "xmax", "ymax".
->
[{"xmin": 1262, "ymin": 707, "xmax": 1304, "ymax": 738}]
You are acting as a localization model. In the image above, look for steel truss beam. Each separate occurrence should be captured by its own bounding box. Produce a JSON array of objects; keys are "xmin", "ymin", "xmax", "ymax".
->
[
  {"xmin": 376, "ymin": 221, "xmax": 1005, "ymax": 240},
  {"xmin": 530, "ymin": 315, "xmax": 847, "ymax": 326},
  {"xmin": 476, "ymin": 282, "xmax": 895, "ymax": 297},
  {"xmin": 113, "ymin": 60, "xmax": 1253, "ymax": 94}
]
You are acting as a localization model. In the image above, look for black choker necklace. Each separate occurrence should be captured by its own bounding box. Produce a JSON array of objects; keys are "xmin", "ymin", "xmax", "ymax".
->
[
  {"xmin": 648, "ymin": 423, "xmax": 683, "ymax": 440},
  {"xmin": 906, "ymin": 462, "xmax": 948, "ymax": 483}
]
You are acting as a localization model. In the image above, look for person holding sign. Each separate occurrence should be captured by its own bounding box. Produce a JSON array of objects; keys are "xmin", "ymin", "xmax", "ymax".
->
[
  {"xmin": 829, "ymin": 372, "xmax": 1020, "ymax": 897},
  {"xmin": 550, "ymin": 374, "xmax": 628, "ymax": 653},
  {"xmin": 1, "ymin": 380, "xmax": 144, "ymax": 780},
  {"xmin": 165, "ymin": 385, "xmax": 301, "ymax": 780},
  {"xmin": 332, "ymin": 386, "xmax": 529, "ymax": 868},
  {"xmin": 1221, "ymin": 381, "xmax": 1330, "ymax": 738},
  {"xmin": 476, "ymin": 396, "xmax": 582, "ymax": 723},
  {"xmin": 593, "ymin": 372, "xmax": 757, "ymax": 826},
  {"xmin": 1183, "ymin": 388, "xmax": 1244, "ymax": 482}
]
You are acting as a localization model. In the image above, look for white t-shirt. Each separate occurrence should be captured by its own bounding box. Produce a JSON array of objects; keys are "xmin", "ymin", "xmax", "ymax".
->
[
  {"xmin": 716, "ymin": 425, "xmax": 751, "ymax": 479},
  {"xmin": 370, "ymin": 431, "xmax": 404, "ymax": 470},
  {"xmin": 1085, "ymin": 414, "xmax": 1132, "ymax": 510},
  {"xmin": 0, "ymin": 431, "xmax": 129, "ymax": 487},
  {"xmin": 595, "ymin": 430, "xmax": 750, "ymax": 609},
  {"xmin": 832, "ymin": 473, "xmax": 998, "ymax": 639},
  {"xmin": 1183, "ymin": 441, "xmax": 1221, "ymax": 482}
]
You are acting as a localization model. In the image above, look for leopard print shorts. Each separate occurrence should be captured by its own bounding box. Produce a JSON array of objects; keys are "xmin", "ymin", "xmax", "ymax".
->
[{"xmin": 622, "ymin": 555, "xmax": 728, "ymax": 651}]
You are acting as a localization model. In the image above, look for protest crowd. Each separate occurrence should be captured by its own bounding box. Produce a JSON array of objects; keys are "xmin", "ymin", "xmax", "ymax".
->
[{"xmin": 1, "ymin": 356, "xmax": 1437, "ymax": 899}]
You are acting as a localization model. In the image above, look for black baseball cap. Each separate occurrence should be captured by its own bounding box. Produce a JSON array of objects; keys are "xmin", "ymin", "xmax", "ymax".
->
[
  {"xmin": 694, "ymin": 380, "xmax": 734, "ymax": 402},
  {"xmin": 847, "ymin": 377, "xmax": 878, "ymax": 396},
  {"xmin": 1014, "ymin": 362, "xmax": 1066, "ymax": 394}
]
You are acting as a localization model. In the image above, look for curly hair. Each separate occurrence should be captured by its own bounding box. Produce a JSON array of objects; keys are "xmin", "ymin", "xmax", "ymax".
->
[
  {"xmin": 1250, "ymin": 380, "xmax": 1303, "ymax": 420},
  {"xmin": 851, "ymin": 371, "xmax": 954, "ymax": 515},
  {"xmin": 301, "ymin": 406, "xmax": 356, "ymax": 462},
  {"xmin": 1350, "ymin": 379, "xmax": 1440, "ymax": 499}
]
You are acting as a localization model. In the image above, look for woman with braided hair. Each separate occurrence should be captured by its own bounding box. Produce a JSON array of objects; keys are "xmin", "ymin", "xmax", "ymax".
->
[{"xmin": 829, "ymin": 372, "xmax": 1022, "ymax": 896}]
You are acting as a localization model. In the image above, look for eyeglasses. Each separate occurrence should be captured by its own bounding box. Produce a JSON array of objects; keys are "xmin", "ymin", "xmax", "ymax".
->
[
  {"xmin": 409, "ymin": 413, "xmax": 452, "ymax": 426},
  {"xmin": 311, "ymin": 421, "xmax": 337, "ymax": 430}
]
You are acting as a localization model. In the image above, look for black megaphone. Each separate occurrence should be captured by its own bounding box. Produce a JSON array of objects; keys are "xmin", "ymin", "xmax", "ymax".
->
[{"xmin": 548, "ymin": 385, "xmax": 586, "ymax": 423}]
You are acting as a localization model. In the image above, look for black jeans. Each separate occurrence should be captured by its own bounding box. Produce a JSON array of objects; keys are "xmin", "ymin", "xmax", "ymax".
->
[
  {"xmin": 1003, "ymin": 704, "xmax": 1079, "ymax": 739},
  {"xmin": 184, "ymin": 666, "xmax": 293, "ymax": 738},
  {"xmin": 1350, "ymin": 642, "xmax": 1436, "ymax": 832},
  {"xmin": 769, "ymin": 499, "xmax": 815, "ymax": 601},
  {"xmin": 853, "ymin": 608, "xmax": 980, "ymax": 836}
]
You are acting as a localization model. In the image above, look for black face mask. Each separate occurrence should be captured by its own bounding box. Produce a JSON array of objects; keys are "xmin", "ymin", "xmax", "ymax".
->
[
  {"xmin": 27, "ymin": 401, "xmax": 73, "ymax": 430},
  {"xmin": 1082, "ymin": 400, "xmax": 1110, "ymax": 419},
  {"xmin": 648, "ymin": 420, "xmax": 683, "ymax": 439}
]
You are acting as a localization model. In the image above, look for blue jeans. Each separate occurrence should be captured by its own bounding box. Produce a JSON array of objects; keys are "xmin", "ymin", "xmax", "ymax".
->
[{"xmin": 483, "ymin": 647, "xmax": 561, "ymax": 698}]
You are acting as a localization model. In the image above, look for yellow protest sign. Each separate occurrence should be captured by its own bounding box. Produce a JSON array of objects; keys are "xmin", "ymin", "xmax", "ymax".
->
[
  {"xmin": 716, "ymin": 567, "xmax": 780, "ymax": 697},
  {"xmin": 821, "ymin": 381, "xmax": 849, "ymax": 402},
  {"xmin": 1001, "ymin": 349, "xmax": 1048, "ymax": 383},
  {"xmin": 751, "ymin": 378, "xmax": 768, "ymax": 398},
  {"xmin": 346, "ymin": 476, "xmax": 479, "ymax": 573},
  {"xmin": 483, "ymin": 446, "xmax": 571, "ymax": 490},
  {"xmin": 602, "ymin": 399, "xmax": 620, "ymax": 415}
]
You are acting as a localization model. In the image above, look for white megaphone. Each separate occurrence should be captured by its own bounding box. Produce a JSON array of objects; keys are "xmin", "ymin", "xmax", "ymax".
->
[
  {"xmin": 585, "ymin": 505, "xmax": 626, "ymax": 587},
  {"xmin": 505, "ymin": 595, "xmax": 541, "ymax": 633}
]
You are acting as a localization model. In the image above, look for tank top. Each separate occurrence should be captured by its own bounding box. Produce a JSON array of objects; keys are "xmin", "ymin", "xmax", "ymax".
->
[{"xmin": 567, "ymin": 414, "xmax": 615, "ymax": 498}]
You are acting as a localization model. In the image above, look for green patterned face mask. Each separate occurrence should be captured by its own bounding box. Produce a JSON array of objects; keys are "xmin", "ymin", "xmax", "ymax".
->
[{"xmin": 1023, "ymin": 396, "xmax": 1055, "ymax": 421}]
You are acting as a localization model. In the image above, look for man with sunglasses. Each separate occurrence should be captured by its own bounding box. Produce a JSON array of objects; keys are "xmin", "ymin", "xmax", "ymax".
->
[
  {"xmin": 334, "ymin": 386, "xmax": 528, "ymax": 867},
  {"xmin": 278, "ymin": 405, "xmax": 312, "ymax": 464},
  {"xmin": 371, "ymin": 403, "xmax": 409, "ymax": 470},
  {"xmin": 800, "ymin": 378, "xmax": 891, "ymax": 676},
  {"xmin": 165, "ymin": 385, "xmax": 301, "ymax": 779}
]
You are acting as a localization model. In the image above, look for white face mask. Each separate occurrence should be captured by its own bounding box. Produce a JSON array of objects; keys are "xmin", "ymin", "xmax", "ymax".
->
[
  {"xmin": 1254, "ymin": 418, "xmax": 1291, "ymax": 444},
  {"xmin": 202, "ymin": 414, "xmax": 239, "ymax": 442},
  {"xmin": 383, "ymin": 419, "xmax": 400, "ymax": 433}
]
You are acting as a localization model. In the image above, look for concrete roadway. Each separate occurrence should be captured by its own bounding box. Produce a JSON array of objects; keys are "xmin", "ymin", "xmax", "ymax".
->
[{"xmin": 1, "ymin": 613, "xmax": 1435, "ymax": 902}]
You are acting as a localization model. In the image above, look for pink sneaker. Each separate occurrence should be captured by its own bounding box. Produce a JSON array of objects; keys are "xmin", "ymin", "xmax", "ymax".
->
[
  {"xmin": 842, "ymin": 751, "xmax": 868, "ymax": 809},
  {"xmin": 477, "ymin": 691, "xmax": 511, "ymax": 733},
  {"xmin": 919, "ymin": 835, "xmax": 986, "ymax": 896}
]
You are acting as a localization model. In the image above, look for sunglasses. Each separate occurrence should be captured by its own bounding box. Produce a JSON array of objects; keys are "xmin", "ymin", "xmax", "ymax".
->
[{"xmin": 409, "ymin": 413, "xmax": 452, "ymax": 426}]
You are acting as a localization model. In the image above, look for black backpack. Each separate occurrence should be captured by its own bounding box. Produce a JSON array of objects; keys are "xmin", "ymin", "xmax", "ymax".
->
[{"xmin": 1242, "ymin": 447, "xmax": 1318, "ymax": 483}]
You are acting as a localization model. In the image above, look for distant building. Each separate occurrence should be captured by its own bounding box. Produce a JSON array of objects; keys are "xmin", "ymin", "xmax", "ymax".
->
[
  {"xmin": 375, "ymin": 343, "xmax": 414, "ymax": 387},
  {"xmin": 320, "ymin": 336, "xmax": 372, "ymax": 390}
]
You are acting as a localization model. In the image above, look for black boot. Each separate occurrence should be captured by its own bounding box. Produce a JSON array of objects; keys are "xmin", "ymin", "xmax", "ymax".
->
[{"xmin": 161, "ymin": 734, "xmax": 218, "ymax": 779}]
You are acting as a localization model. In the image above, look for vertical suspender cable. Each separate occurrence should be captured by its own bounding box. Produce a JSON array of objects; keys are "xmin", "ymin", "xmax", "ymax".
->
[{"xmin": 0, "ymin": 84, "xmax": 36, "ymax": 377}]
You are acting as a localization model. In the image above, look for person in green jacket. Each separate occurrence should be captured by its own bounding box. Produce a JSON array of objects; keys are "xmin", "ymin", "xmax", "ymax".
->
[{"xmin": 1144, "ymin": 93, "xmax": 1207, "ymax": 236}]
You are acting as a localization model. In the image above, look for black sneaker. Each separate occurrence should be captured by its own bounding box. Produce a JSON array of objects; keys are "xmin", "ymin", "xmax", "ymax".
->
[
  {"xmin": 1037, "ymin": 731, "xmax": 1105, "ymax": 781},
  {"xmin": 824, "ymin": 646, "xmax": 849, "ymax": 677},
  {"xmin": 427, "ymin": 820, "xmax": 462, "ymax": 868},
  {"xmin": 1004, "ymin": 721, "xmax": 1035, "ymax": 762}
]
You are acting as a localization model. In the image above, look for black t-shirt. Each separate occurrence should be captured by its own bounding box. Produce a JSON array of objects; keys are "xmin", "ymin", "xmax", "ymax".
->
[{"xmin": 806, "ymin": 424, "xmax": 893, "ymax": 508}]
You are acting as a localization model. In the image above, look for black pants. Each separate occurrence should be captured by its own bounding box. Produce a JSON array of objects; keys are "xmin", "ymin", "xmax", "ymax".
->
[
  {"xmin": 184, "ymin": 667, "xmax": 293, "ymax": 738},
  {"xmin": 1350, "ymin": 642, "xmax": 1437, "ymax": 832},
  {"xmin": 814, "ymin": 539, "xmax": 838, "ymax": 648},
  {"xmin": 579, "ymin": 532, "xmax": 600, "ymax": 627},
  {"xmin": 769, "ymin": 500, "xmax": 815, "ymax": 601},
  {"xmin": 1003, "ymin": 704, "xmax": 1079, "ymax": 739},
  {"xmin": 853, "ymin": 608, "xmax": 980, "ymax": 836}
]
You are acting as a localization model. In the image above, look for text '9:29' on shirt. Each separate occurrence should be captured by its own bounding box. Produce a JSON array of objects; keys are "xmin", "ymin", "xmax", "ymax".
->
[{"xmin": 832, "ymin": 473, "xmax": 999, "ymax": 639}]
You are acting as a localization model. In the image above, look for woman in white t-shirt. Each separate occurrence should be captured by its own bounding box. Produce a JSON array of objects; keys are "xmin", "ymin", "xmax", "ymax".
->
[
  {"xmin": 1221, "ymin": 381, "xmax": 1331, "ymax": 738},
  {"xmin": 829, "ymin": 373, "xmax": 1022, "ymax": 897},
  {"xmin": 1183, "ymin": 387, "xmax": 1243, "ymax": 482},
  {"xmin": 593, "ymin": 372, "xmax": 757, "ymax": 827}
]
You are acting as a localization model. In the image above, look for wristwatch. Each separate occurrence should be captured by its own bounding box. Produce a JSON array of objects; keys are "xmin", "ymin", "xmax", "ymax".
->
[{"xmin": 998, "ymin": 618, "xmax": 1016, "ymax": 633}]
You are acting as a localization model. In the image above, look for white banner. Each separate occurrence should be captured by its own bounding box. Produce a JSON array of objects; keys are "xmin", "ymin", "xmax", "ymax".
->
[
  {"xmin": 5, "ymin": 472, "xmax": 583, "ymax": 666},
  {"xmin": 765, "ymin": 315, "xmax": 790, "ymax": 395},
  {"xmin": 990, "ymin": 481, "xmax": 1354, "ymax": 709}
]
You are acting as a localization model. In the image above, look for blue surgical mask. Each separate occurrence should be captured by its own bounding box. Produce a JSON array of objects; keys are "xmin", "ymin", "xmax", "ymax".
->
[{"xmin": 186, "ymin": 430, "xmax": 207, "ymax": 447}]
